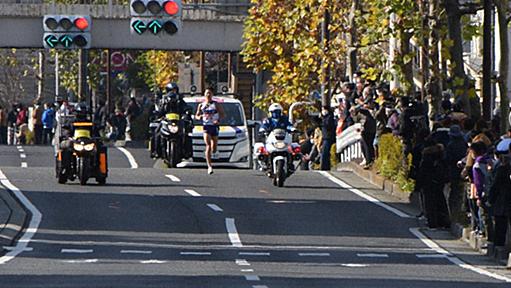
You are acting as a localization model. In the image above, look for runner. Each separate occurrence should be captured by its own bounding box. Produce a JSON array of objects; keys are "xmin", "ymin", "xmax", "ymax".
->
[{"xmin": 195, "ymin": 88, "xmax": 225, "ymax": 174}]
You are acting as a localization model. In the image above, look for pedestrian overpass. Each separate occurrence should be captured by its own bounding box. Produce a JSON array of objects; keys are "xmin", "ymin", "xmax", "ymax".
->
[{"xmin": 0, "ymin": 0, "xmax": 248, "ymax": 51}]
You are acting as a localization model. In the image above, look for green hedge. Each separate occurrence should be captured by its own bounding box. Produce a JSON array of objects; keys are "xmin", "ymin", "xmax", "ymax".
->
[{"xmin": 374, "ymin": 134, "xmax": 415, "ymax": 193}]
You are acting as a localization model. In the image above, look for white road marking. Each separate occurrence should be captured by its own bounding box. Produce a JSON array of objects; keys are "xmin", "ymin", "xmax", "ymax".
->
[
  {"xmin": 16, "ymin": 146, "xmax": 22, "ymax": 149},
  {"xmin": 19, "ymin": 154, "xmax": 26, "ymax": 159},
  {"xmin": 180, "ymin": 252, "xmax": 212, "ymax": 256},
  {"xmin": 226, "ymin": 218, "xmax": 243, "ymax": 247},
  {"xmin": 116, "ymin": 147, "xmax": 139, "ymax": 169},
  {"xmin": 267, "ymin": 200, "xmax": 317, "ymax": 204},
  {"xmin": 63, "ymin": 259, "xmax": 98, "ymax": 263},
  {"xmin": 140, "ymin": 259, "xmax": 167, "ymax": 264},
  {"xmin": 241, "ymin": 269, "xmax": 254, "ymax": 272},
  {"xmin": 120, "ymin": 250, "xmax": 153, "ymax": 254},
  {"xmin": 318, "ymin": 171, "xmax": 412, "ymax": 218},
  {"xmin": 165, "ymin": 175, "xmax": 181, "ymax": 182},
  {"xmin": 61, "ymin": 249, "xmax": 93, "ymax": 254},
  {"xmin": 416, "ymin": 254, "xmax": 448, "ymax": 259},
  {"xmin": 207, "ymin": 203, "xmax": 223, "ymax": 212},
  {"xmin": 236, "ymin": 259, "xmax": 251, "ymax": 266},
  {"xmin": 244, "ymin": 275, "xmax": 260, "ymax": 281},
  {"xmin": 410, "ymin": 227, "xmax": 511, "ymax": 283},
  {"xmin": 357, "ymin": 253, "xmax": 389, "ymax": 258},
  {"xmin": 298, "ymin": 252, "xmax": 330, "ymax": 257},
  {"xmin": 341, "ymin": 264, "xmax": 369, "ymax": 267},
  {"xmin": 2, "ymin": 246, "xmax": 33, "ymax": 252},
  {"xmin": 184, "ymin": 189, "xmax": 201, "ymax": 197},
  {"xmin": 21, "ymin": 162, "xmax": 27, "ymax": 168},
  {"xmin": 18, "ymin": 149, "xmax": 24, "ymax": 152},
  {"xmin": 252, "ymin": 286, "xmax": 269, "ymax": 288},
  {"xmin": 0, "ymin": 169, "xmax": 42, "ymax": 265},
  {"xmin": 239, "ymin": 252, "xmax": 270, "ymax": 256}
]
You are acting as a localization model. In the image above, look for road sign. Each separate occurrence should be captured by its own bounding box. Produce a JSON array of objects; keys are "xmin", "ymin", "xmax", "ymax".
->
[
  {"xmin": 43, "ymin": 15, "xmax": 91, "ymax": 49},
  {"xmin": 129, "ymin": 0, "xmax": 182, "ymax": 36}
]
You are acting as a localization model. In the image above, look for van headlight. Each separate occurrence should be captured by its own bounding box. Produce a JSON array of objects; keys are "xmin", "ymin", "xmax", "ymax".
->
[
  {"xmin": 274, "ymin": 142, "xmax": 287, "ymax": 149},
  {"xmin": 84, "ymin": 143, "xmax": 95, "ymax": 151},
  {"xmin": 73, "ymin": 143, "xmax": 84, "ymax": 151}
]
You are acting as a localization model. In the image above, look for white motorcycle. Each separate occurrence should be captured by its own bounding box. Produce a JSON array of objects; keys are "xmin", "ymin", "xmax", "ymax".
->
[{"xmin": 254, "ymin": 128, "xmax": 302, "ymax": 187}]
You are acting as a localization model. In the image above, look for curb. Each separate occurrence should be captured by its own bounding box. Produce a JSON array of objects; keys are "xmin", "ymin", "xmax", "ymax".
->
[
  {"xmin": 0, "ymin": 184, "xmax": 28, "ymax": 247},
  {"xmin": 336, "ymin": 161, "xmax": 511, "ymax": 267}
]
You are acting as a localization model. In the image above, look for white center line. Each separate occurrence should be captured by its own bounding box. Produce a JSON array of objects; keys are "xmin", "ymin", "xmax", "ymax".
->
[
  {"xmin": 357, "ymin": 253, "xmax": 389, "ymax": 258},
  {"xmin": 180, "ymin": 252, "xmax": 212, "ymax": 256},
  {"xmin": 21, "ymin": 162, "xmax": 27, "ymax": 168},
  {"xmin": 63, "ymin": 259, "xmax": 98, "ymax": 263},
  {"xmin": 165, "ymin": 175, "xmax": 181, "ymax": 182},
  {"xmin": 207, "ymin": 203, "xmax": 223, "ymax": 212},
  {"xmin": 140, "ymin": 260, "xmax": 167, "ymax": 264},
  {"xmin": 241, "ymin": 269, "xmax": 254, "ymax": 272},
  {"xmin": 184, "ymin": 189, "xmax": 201, "ymax": 197},
  {"xmin": 244, "ymin": 275, "xmax": 260, "ymax": 281},
  {"xmin": 298, "ymin": 252, "xmax": 331, "ymax": 257},
  {"xmin": 116, "ymin": 147, "xmax": 139, "ymax": 169},
  {"xmin": 235, "ymin": 259, "xmax": 251, "ymax": 266},
  {"xmin": 341, "ymin": 264, "xmax": 369, "ymax": 267},
  {"xmin": 239, "ymin": 252, "xmax": 270, "ymax": 256},
  {"xmin": 0, "ymin": 169, "xmax": 42, "ymax": 265},
  {"xmin": 120, "ymin": 250, "xmax": 153, "ymax": 254},
  {"xmin": 61, "ymin": 249, "xmax": 93, "ymax": 254},
  {"xmin": 19, "ymin": 154, "xmax": 26, "ymax": 159},
  {"xmin": 226, "ymin": 218, "xmax": 243, "ymax": 247}
]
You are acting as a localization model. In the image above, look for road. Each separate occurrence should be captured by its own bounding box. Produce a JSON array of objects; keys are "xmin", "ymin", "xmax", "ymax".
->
[{"xmin": 0, "ymin": 144, "xmax": 510, "ymax": 287}]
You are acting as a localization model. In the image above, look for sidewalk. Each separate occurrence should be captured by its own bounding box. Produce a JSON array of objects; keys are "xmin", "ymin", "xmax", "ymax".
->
[
  {"xmin": 328, "ymin": 165, "xmax": 511, "ymax": 274},
  {"xmin": 0, "ymin": 183, "xmax": 28, "ymax": 248}
]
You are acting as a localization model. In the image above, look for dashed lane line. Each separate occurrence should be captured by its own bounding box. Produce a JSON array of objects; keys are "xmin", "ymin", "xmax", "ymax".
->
[
  {"xmin": 239, "ymin": 252, "xmax": 270, "ymax": 256},
  {"xmin": 180, "ymin": 252, "xmax": 212, "ymax": 256},
  {"xmin": 298, "ymin": 252, "xmax": 330, "ymax": 257},
  {"xmin": 207, "ymin": 203, "xmax": 223, "ymax": 212},
  {"xmin": 357, "ymin": 253, "xmax": 389, "ymax": 258},
  {"xmin": 21, "ymin": 162, "xmax": 27, "ymax": 168},
  {"xmin": 116, "ymin": 147, "xmax": 139, "ymax": 169},
  {"xmin": 61, "ymin": 249, "xmax": 93, "ymax": 254},
  {"xmin": 120, "ymin": 250, "xmax": 153, "ymax": 254},
  {"xmin": 140, "ymin": 260, "xmax": 167, "ymax": 264},
  {"xmin": 241, "ymin": 269, "xmax": 254, "ymax": 272},
  {"xmin": 318, "ymin": 171, "xmax": 412, "ymax": 218},
  {"xmin": 184, "ymin": 189, "xmax": 201, "ymax": 197},
  {"xmin": 244, "ymin": 275, "xmax": 260, "ymax": 281},
  {"xmin": 236, "ymin": 259, "xmax": 251, "ymax": 266},
  {"xmin": 226, "ymin": 218, "xmax": 243, "ymax": 248},
  {"xmin": 19, "ymin": 154, "xmax": 26, "ymax": 159},
  {"xmin": 3, "ymin": 246, "xmax": 33, "ymax": 252},
  {"xmin": 0, "ymin": 169, "xmax": 42, "ymax": 265},
  {"xmin": 165, "ymin": 175, "xmax": 181, "ymax": 182},
  {"xmin": 252, "ymin": 286, "xmax": 269, "ymax": 288},
  {"xmin": 63, "ymin": 259, "xmax": 98, "ymax": 264}
]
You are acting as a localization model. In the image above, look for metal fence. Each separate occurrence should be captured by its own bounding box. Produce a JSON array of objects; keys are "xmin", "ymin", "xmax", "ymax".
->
[{"xmin": 336, "ymin": 123, "xmax": 364, "ymax": 163}]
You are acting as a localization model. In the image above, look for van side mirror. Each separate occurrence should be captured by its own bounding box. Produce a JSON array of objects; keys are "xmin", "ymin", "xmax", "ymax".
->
[{"xmin": 247, "ymin": 120, "xmax": 258, "ymax": 128}]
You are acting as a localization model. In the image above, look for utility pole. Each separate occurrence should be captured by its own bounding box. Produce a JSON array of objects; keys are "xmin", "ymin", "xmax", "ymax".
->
[
  {"xmin": 37, "ymin": 50, "xmax": 45, "ymax": 101},
  {"xmin": 321, "ymin": 2, "xmax": 331, "ymax": 108},
  {"xmin": 106, "ymin": 49, "xmax": 112, "ymax": 113},
  {"xmin": 55, "ymin": 51, "xmax": 59, "ymax": 101},
  {"xmin": 347, "ymin": 0, "xmax": 359, "ymax": 81},
  {"xmin": 419, "ymin": 0, "xmax": 429, "ymax": 102},
  {"xmin": 200, "ymin": 51, "xmax": 205, "ymax": 92},
  {"xmin": 78, "ymin": 49, "xmax": 89, "ymax": 102},
  {"xmin": 482, "ymin": 0, "xmax": 493, "ymax": 122}
]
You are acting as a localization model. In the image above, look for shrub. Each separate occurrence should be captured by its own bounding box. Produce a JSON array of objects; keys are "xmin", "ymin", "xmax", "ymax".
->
[{"xmin": 374, "ymin": 134, "xmax": 415, "ymax": 193}]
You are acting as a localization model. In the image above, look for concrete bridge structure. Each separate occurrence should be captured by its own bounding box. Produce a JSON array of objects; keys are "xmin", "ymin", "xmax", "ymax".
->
[{"xmin": 0, "ymin": 0, "xmax": 249, "ymax": 51}]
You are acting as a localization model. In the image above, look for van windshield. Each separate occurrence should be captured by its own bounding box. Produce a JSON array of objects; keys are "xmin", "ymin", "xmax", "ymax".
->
[{"xmin": 187, "ymin": 102, "xmax": 245, "ymax": 126}]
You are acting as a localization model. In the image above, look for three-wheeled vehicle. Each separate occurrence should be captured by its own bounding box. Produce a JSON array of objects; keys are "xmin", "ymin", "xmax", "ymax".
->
[{"xmin": 55, "ymin": 114, "xmax": 108, "ymax": 185}]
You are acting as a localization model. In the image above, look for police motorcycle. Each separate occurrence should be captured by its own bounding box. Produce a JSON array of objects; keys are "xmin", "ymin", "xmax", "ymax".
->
[
  {"xmin": 254, "ymin": 104, "xmax": 302, "ymax": 187},
  {"xmin": 150, "ymin": 83, "xmax": 193, "ymax": 168},
  {"xmin": 55, "ymin": 103, "xmax": 108, "ymax": 185}
]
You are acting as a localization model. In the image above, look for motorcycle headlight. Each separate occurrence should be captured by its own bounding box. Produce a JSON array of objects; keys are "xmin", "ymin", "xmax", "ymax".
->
[
  {"xmin": 73, "ymin": 143, "xmax": 84, "ymax": 151},
  {"xmin": 169, "ymin": 125, "xmax": 179, "ymax": 134},
  {"xmin": 274, "ymin": 142, "xmax": 287, "ymax": 149},
  {"xmin": 84, "ymin": 143, "xmax": 95, "ymax": 151}
]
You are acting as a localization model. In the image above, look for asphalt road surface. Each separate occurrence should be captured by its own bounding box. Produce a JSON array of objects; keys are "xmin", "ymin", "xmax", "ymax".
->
[{"xmin": 0, "ymin": 144, "xmax": 510, "ymax": 288}]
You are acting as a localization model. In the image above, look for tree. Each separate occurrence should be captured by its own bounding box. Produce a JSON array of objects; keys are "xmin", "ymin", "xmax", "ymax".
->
[
  {"xmin": 242, "ymin": 0, "xmax": 350, "ymax": 110},
  {"xmin": 0, "ymin": 49, "xmax": 36, "ymax": 106},
  {"xmin": 136, "ymin": 50, "xmax": 184, "ymax": 92},
  {"xmin": 495, "ymin": 0, "xmax": 510, "ymax": 133}
]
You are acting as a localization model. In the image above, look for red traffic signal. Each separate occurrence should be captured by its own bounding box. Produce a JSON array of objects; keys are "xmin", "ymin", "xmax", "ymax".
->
[
  {"xmin": 74, "ymin": 17, "xmax": 89, "ymax": 31},
  {"xmin": 163, "ymin": 1, "xmax": 179, "ymax": 15}
]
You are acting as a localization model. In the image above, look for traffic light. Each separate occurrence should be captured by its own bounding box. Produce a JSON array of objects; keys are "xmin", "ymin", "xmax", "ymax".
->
[
  {"xmin": 130, "ymin": 0, "xmax": 182, "ymax": 36},
  {"xmin": 43, "ymin": 15, "xmax": 91, "ymax": 49}
]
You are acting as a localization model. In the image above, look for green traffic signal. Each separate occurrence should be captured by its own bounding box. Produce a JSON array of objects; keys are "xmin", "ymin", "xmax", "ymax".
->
[
  {"xmin": 148, "ymin": 20, "xmax": 162, "ymax": 35},
  {"xmin": 59, "ymin": 35, "xmax": 73, "ymax": 48},
  {"xmin": 44, "ymin": 34, "xmax": 59, "ymax": 48},
  {"xmin": 132, "ymin": 20, "xmax": 147, "ymax": 35}
]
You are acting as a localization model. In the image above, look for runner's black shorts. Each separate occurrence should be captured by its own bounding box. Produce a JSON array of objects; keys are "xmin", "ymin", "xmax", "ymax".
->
[{"xmin": 204, "ymin": 125, "xmax": 219, "ymax": 137}]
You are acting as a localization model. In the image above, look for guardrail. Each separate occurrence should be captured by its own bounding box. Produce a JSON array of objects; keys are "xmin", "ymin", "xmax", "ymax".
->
[{"xmin": 336, "ymin": 123, "xmax": 364, "ymax": 163}]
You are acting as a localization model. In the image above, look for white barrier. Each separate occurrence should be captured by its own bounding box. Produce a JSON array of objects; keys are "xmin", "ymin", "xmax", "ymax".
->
[{"xmin": 336, "ymin": 123, "xmax": 364, "ymax": 163}]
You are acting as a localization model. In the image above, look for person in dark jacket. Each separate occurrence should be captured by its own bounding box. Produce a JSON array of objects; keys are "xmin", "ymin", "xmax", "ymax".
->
[
  {"xmin": 300, "ymin": 128, "xmax": 315, "ymax": 170},
  {"xmin": 398, "ymin": 96, "xmax": 414, "ymax": 156},
  {"xmin": 417, "ymin": 143, "xmax": 451, "ymax": 229},
  {"xmin": 488, "ymin": 144, "xmax": 511, "ymax": 246},
  {"xmin": 445, "ymin": 124, "xmax": 468, "ymax": 219},
  {"xmin": 358, "ymin": 106, "xmax": 376, "ymax": 167},
  {"xmin": 320, "ymin": 106, "xmax": 336, "ymax": 171}
]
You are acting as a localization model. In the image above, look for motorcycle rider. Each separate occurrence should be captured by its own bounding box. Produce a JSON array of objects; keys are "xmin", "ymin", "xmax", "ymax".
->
[
  {"xmin": 151, "ymin": 83, "xmax": 193, "ymax": 159},
  {"xmin": 58, "ymin": 102, "xmax": 92, "ymax": 171},
  {"xmin": 259, "ymin": 103, "xmax": 297, "ymax": 172}
]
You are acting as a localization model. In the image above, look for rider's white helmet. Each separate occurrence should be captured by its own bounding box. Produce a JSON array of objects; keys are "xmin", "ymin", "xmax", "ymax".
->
[{"xmin": 269, "ymin": 103, "xmax": 283, "ymax": 114}]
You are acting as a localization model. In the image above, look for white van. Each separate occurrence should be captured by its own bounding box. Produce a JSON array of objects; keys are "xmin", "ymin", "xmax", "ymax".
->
[{"xmin": 177, "ymin": 96, "xmax": 251, "ymax": 168}]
